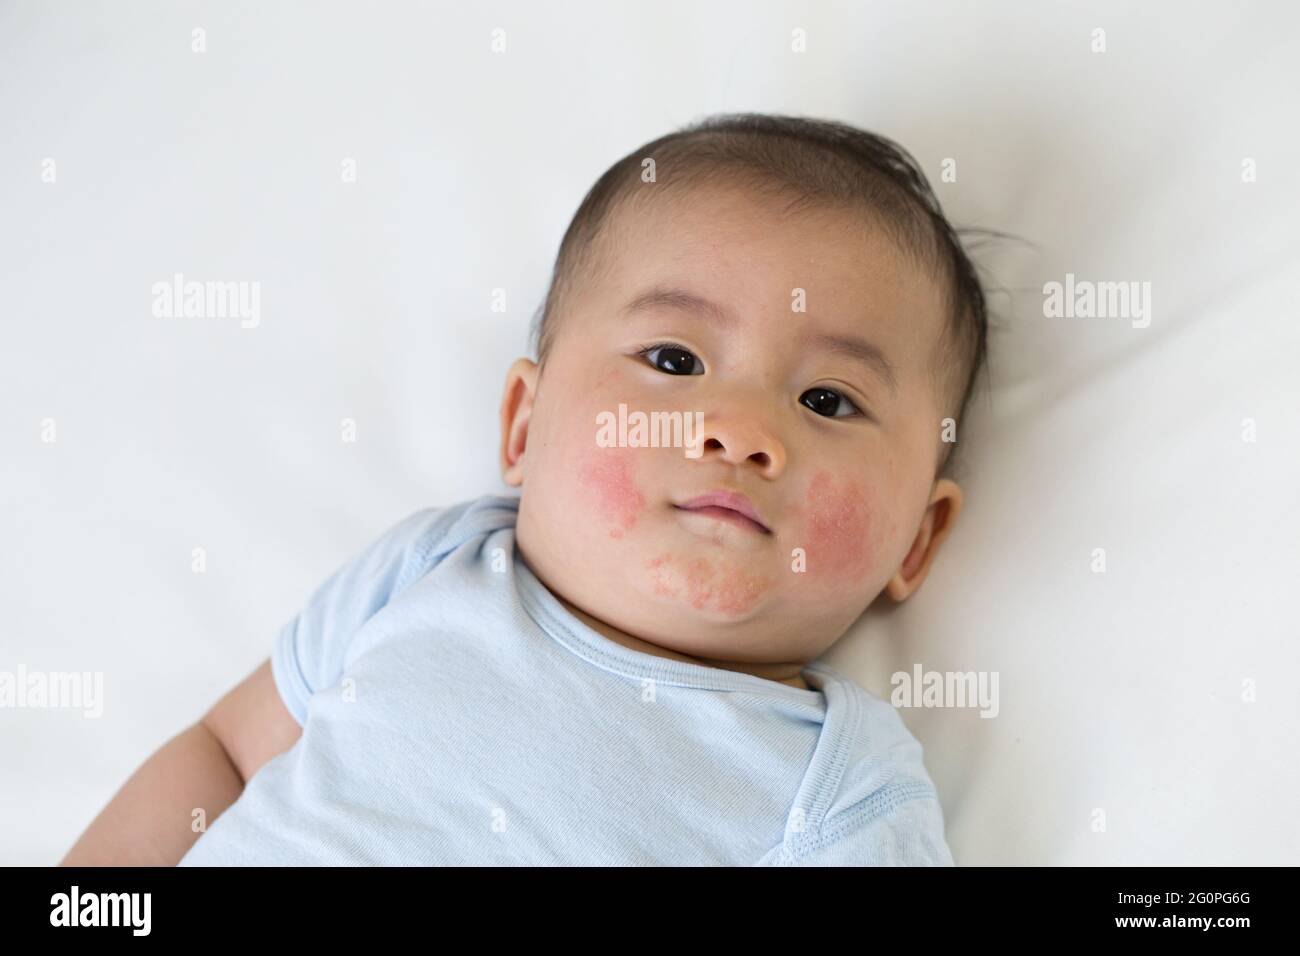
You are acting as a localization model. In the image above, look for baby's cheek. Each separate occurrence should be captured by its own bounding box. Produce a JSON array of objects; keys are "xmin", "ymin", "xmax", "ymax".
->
[
  {"xmin": 801, "ymin": 470, "xmax": 876, "ymax": 580},
  {"xmin": 578, "ymin": 448, "xmax": 646, "ymax": 539}
]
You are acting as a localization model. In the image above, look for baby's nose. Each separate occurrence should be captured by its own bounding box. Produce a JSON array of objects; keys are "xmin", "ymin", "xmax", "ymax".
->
[{"xmin": 691, "ymin": 412, "xmax": 786, "ymax": 477}]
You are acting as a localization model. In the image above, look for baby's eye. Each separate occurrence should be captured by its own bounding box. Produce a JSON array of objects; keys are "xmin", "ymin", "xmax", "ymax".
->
[
  {"xmin": 800, "ymin": 387, "xmax": 861, "ymax": 418},
  {"xmin": 638, "ymin": 343, "xmax": 703, "ymax": 376}
]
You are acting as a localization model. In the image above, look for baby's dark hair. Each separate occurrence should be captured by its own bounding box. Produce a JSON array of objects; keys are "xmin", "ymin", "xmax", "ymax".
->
[{"xmin": 528, "ymin": 112, "xmax": 989, "ymax": 477}]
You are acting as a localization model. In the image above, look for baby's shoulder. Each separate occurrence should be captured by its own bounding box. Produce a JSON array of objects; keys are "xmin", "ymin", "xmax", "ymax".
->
[
  {"xmin": 377, "ymin": 492, "xmax": 523, "ymax": 583},
  {"xmin": 811, "ymin": 666, "xmax": 942, "ymax": 818},
  {"xmin": 776, "ymin": 667, "xmax": 951, "ymax": 865}
]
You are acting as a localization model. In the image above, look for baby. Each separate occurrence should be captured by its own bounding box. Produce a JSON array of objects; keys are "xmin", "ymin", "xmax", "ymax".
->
[{"xmin": 61, "ymin": 113, "xmax": 986, "ymax": 866}]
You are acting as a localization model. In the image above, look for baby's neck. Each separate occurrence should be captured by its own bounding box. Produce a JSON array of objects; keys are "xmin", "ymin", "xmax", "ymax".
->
[{"xmin": 554, "ymin": 592, "xmax": 810, "ymax": 691}]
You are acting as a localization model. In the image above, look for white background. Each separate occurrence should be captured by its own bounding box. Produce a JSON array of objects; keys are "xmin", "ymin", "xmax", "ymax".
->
[{"xmin": 2, "ymin": 0, "xmax": 1297, "ymax": 865}]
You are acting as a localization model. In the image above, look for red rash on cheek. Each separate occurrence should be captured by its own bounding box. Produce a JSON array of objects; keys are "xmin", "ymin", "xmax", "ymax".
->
[
  {"xmin": 578, "ymin": 450, "xmax": 645, "ymax": 539},
  {"xmin": 804, "ymin": 470, "xmax": 873, "ymax": 577}
]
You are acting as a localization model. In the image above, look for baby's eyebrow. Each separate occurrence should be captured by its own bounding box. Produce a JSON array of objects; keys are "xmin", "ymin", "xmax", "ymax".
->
[
  {"xmin": 622, "ymin": 286, "xmax": 739, "ymax": 328},
  {"xmin": 622, "ymin": 284, "xmax": 898, "ymax": 396},
  {"xmin": 808, "ymin": 331, "xmax": 898, "ymax": 395}
]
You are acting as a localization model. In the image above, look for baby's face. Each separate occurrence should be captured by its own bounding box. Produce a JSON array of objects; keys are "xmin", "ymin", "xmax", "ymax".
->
[{"xmin": 503, "ymin": 182, "xmax": 955, "ymax": 666}]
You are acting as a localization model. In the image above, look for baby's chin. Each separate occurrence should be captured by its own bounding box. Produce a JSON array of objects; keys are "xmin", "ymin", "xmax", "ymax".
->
[
  {"xmin": 630, "ymin": 509, "xmax": 783, "ymax": 623},
  {"xmin": 609, "ymin": 505, "xmax": 880, "ymax": 640}
]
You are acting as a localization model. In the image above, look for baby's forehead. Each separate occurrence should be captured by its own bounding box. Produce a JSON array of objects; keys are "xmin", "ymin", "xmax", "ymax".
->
[
  {"xmin": 608, "ymin": 179, "xmax": 930, "ymax": 277},
  {"xmin": 597, "ymin": 181, "xmax": 945, "ymax": 323}
]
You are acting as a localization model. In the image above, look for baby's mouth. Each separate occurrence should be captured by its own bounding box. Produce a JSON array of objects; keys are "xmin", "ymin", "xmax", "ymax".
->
[
  {"xmin": 672, "ymin": 491, "xmax": 772, "ymax": 535},
  {"xmin": 674, "ymin": 505, "xmax": 770, "ymax": 535}
]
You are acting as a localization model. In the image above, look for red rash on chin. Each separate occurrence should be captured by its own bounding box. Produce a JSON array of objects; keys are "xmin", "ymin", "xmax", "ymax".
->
[
  {"xmin": 645, "ymin": 552, "xmax": 769, "ymax": 617},
  {"xmin": 805, "ymin": 470, "xmax": 873, "ymax": 577},
  {"xmin": 578, "ymin": 449, "xmax": 645, "ymax": 539}
]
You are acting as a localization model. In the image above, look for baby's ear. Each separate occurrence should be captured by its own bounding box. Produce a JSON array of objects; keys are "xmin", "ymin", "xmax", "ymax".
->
[
  {"xmin": 499, "ymin": 357, "xmax": 539, "ymax": 487},
  {"xmin": 884, "ymin": 478, "xmax": 962, "ymax": 602}
]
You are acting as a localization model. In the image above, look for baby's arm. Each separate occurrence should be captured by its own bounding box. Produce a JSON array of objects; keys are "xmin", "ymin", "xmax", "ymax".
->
[{"xmin": 58, "ymin": 658, "xmax": 301, "ymax": 866}]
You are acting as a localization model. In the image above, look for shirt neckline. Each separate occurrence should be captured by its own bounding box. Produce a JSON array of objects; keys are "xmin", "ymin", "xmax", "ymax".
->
[{"xmin": 511, "ymin": 534, "xmax": 831, "ymax": 707}]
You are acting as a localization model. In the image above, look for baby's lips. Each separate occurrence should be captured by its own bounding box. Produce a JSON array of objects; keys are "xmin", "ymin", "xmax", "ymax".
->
[{"xmin": 673, "ymin": 489, "xmax": 772, "ymax": 534}]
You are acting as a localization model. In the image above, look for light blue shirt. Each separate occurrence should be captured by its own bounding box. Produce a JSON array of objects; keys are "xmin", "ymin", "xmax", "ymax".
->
[{"xmin": 179, "ymin": 493, "xmax": 954, "ymax": 866}]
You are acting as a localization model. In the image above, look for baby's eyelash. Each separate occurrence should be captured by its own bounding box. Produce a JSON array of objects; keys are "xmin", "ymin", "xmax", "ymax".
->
[{"xmin": 635, "ymin": 341, "xmax": 690, "ymax": 357}]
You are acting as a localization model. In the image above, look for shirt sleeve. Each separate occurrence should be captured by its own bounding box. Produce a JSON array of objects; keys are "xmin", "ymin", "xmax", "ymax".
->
[
  {"xmin": 270, "ymin": 507, "xmax": 446, "ymax": 727},
  {"xmin": 781, "ymin": 792, "xmax": 956, "ymax": 866}
]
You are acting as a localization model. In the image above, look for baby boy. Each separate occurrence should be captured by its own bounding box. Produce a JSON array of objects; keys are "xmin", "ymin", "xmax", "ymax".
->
[{"xmin": 61, "ymin": 113, "xmax": 986, "ymax": 866}]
